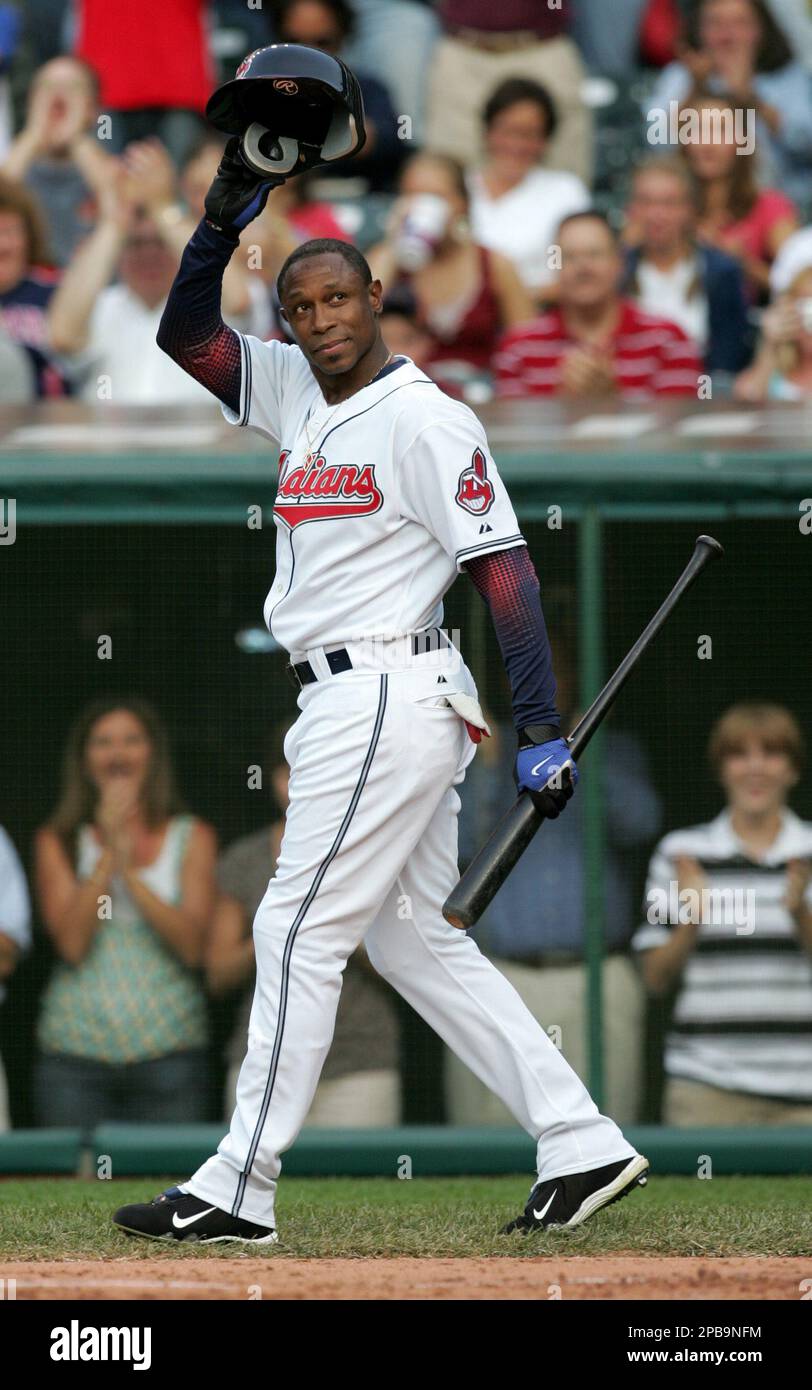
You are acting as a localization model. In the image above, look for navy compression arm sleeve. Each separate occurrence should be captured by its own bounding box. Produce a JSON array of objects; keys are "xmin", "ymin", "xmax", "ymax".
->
[
  {"xmin": 463, "ymin": 545, "xmax": 560, "ymax": 737},
  {"xmin": 157, "ymin": 217, "xmax": 243, "ymax": 415}
]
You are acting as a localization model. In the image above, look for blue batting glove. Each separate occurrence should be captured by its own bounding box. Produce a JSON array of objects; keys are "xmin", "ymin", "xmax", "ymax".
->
[{"xmin": 515, "ymin": 736, "xmax": 578, "ymax": 819}]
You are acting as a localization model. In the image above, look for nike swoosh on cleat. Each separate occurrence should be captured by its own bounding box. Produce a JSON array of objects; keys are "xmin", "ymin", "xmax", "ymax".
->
[
  {"xmin": 172, "ymin": 1206, "xmax": 217, "ymax": 1229},
  {"xmin": 532, "ymin": 1191, "xmax": 558, "ymax": 1222}
]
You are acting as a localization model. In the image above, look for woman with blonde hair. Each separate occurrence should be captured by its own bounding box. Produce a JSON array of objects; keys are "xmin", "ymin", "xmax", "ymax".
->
[
  {"xmin": 735, "ymin": 261, "xmax": 812, "ymax": 398},
  {"xmin": 33, "ymin": 696, "xmax": 218, "ymax": 1128}
]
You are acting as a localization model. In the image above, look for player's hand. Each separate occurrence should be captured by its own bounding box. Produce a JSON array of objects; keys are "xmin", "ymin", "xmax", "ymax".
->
[
  {"xmin": 515, "ymin": 736, "xmax": 578, "ymax": 818},
  {"xmin": 204, "ymin": 136, "xmax": 283, "ymax": 234}
]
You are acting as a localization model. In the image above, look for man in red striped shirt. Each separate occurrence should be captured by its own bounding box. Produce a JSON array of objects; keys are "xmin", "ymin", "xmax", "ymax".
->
[{"xmin": 493, "ymin": 211, "xmax": 702, "ymax": 400}]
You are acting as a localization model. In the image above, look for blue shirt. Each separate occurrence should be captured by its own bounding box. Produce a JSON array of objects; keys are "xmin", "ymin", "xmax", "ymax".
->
[{"xmin": 0, "ymin": 271, "xmax": 71, "ymax": 397}]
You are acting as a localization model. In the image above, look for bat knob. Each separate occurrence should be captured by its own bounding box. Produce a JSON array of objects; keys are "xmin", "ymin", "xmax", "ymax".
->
[{"xmin": 696, "ymin": 534, "xmax": 724, "ymax": 558}]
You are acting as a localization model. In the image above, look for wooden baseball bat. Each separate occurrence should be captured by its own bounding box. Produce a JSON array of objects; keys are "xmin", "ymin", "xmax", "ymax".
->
[{"xmin": 442, "ymin": 535, "xmax": 724, "ymax": 930}]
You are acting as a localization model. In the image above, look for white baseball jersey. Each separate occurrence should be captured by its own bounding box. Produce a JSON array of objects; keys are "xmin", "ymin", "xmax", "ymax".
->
[
  {"xmin": 220, "ymin": 340, "xmax": 526, "ymax": 654},
  {"xmin": 187, "ymin": 334, "xmax": 637, "ymax": 1230}
]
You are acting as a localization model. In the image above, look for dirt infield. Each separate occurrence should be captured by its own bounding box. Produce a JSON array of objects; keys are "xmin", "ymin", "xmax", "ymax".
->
[{"xmin": 3, "ymin": 1256, "xmax": 808, "ymax": 1300}]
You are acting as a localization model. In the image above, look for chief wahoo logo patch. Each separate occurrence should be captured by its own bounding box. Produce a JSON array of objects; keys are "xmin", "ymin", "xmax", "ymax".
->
[{"xmin": 456, "ymin": 447, "xmax": 495, "ymax": 516}]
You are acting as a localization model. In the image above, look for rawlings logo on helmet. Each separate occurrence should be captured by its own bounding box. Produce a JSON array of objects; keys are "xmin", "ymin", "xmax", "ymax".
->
[{"xmin": 273, "ymin": 79, "xmax": 299, "ymax": 94}]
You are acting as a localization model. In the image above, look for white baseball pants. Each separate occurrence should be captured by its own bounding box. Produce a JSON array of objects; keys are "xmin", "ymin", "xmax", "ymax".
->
[{"xmin": 187, "ymin": 644, "xmax": 637, "ymax": 1227}]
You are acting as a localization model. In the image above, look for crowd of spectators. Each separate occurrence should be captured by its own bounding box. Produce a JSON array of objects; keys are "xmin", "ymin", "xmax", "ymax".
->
[
  {"xmin": 3, "ymin": 689, "xmax": 811, "ymax": 1134},
  {"xmin": 4, "ymin": 0, "xmax": 812, "ymax": 406},
  {"xmin": 2, "ymin": 1, "xmax": 812, "ymax": 1134},
  {"xmin": 0, "ymin": 698, "xmax": 401, "ymax": 1133}
]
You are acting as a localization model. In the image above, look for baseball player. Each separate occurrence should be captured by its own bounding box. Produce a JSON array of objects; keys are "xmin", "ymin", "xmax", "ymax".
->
[{"xmin": 113, "ymin": 139, "xmax": 648, "ymax": 1245}]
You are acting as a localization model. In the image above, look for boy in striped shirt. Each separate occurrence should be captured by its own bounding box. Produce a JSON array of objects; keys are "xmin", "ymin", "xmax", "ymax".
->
[
  {"xmin": 633, "ymin": 704, "xmax": 812, "ymax": 1125},
  {"xmin": 494, "ymin": 210, "xmax": 702, "ymax": 399}
]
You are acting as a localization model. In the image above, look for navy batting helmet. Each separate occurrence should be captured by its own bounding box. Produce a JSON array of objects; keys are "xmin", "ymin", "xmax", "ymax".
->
[{"xmin": 205, "ymin": 44, "xmax": 366, "ymax": 180}]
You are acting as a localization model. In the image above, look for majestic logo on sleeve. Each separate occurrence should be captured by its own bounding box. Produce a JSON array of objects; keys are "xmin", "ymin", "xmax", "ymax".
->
[
  {"xmin": 274, "ymin": 452, "xmax": 383, "ymax": 528},
  {"xmin": 455, "ymin": 448, "xmax": 495, "ymax": 516}
]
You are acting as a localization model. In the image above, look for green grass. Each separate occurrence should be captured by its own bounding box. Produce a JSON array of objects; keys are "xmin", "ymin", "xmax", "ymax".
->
[{"xmin": 1, "ymin": 1175, "xmax": 810, "ymax": 1260}]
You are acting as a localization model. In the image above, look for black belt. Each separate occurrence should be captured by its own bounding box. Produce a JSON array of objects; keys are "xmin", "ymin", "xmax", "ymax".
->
[{"xmin": 286, "ymin": 628, "xmax": 451, "ymax": 690}]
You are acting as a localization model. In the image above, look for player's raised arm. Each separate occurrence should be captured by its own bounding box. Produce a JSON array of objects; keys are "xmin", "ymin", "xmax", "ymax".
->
[{"xmin": 156, "ymin": 138, "xmax": 282, "ymax": 414}]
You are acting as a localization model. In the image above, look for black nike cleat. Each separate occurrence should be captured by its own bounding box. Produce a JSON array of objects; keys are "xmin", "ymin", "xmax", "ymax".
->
[
  {"xmin": 113, "ymin": 1186, "xmax": 278, "ymax": 1245},
  {"xmin": 500, "ymin": 1153, "xmax": 649, "ymax": 1234}
]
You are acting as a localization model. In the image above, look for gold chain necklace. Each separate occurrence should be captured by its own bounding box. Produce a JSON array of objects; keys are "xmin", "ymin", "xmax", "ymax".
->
[{"xmin": 303, "ymin": 352, "xmax": 394, "ymax": 462}]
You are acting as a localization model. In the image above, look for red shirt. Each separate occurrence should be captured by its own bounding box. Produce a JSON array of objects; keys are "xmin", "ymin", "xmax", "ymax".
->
[
  {"xmin": 74, "ymin": 0, "xmax": 215, "ymax": 113},
  {"xmin": 440, "ymin": 1, "xmax": 568, "ymax": 36},
  {"xmin": 289, "ymin": 204, "xmax": 351, "ymax": 244},
  {"xmin": 639, "ymin": 0, "xmax": 682, "ymax": 68},
  {"xmin": 493, "ymin": 301, "xmax": 702, "ymax": 399},
  {"xmin": 713, "ymin": 189, "xmax": 797, "ymax": 267},
  {"xmin": 423, "ymin": 246, "xmax": 503, "ymax": 371}
]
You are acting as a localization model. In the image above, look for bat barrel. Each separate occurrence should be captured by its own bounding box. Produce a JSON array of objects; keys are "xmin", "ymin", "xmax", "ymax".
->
[{"xmin": 444, "ymin": 795, "xmax": 539, "ymax": 929}]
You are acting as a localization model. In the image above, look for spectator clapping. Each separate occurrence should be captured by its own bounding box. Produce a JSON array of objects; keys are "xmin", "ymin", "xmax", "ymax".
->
[
  {"xmin": 634, "ymin": 703, "xmax": 812, "ymax": 1126},
  {"xmin": 494, "ymin": 210, "xmax": 703, "ymax": 399},
  {"xmin": 649, "ymin": 0, "xmax": 812, "ymax": 212},
  {"xmin": 735, "ymin": 260, "xmax": 812, "ymax": 398},
  {"xmin": 1, "ymin": 56, "xmax": 115, "ymax": 268},
  {"xmin": 33, "ymin": 698, "xmax": 217, "ymax": 1128}
]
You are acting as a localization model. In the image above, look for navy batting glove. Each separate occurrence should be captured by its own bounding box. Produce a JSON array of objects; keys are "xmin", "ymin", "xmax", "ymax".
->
[
  {"xmin": 515, "ymin": 736, "xmax": 578, "ymax": 819},
  {"xmin": 204, "ymin": 136, "xmax": 283, "ymax": 234}
]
